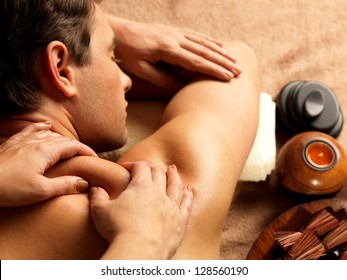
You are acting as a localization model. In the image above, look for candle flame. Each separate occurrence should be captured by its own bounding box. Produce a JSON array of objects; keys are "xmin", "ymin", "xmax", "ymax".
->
[{"xmin": 318, "ymin": 152, "xmax": 324, "ymax": 158}]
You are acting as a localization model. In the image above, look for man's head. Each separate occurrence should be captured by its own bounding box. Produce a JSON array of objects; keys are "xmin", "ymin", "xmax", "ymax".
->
[
  {"xmin": 0, "ymin": 0, "xmax": 132, "ymax": 152},
  {"xmin": 0, "ymin": 0, "xmax": 95, "ymax": 115}
]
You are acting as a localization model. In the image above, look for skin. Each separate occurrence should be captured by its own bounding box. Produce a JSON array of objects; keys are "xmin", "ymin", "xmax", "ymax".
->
[
  {"xmin": 0, "ymin": 122, "xmax": 98, "ymax": 207},
  {"xmin": 91, "ymin": 161, "xmax": 193, "ymax": 260},
  {"xmin": 0, "ymin": 121, "xmax": 193, "ymax": 259},
  {"xmin": 0, "ymin": 3, "xmax": 260, "ymax": 259},
  {"xmin": 107, "ymin": 15, "xmax": 242, "ymax": 93}
]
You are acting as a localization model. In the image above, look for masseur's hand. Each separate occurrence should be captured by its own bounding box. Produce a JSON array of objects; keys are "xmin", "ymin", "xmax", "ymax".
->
[
  {"xmin": 108, "ymin": 16, "xmax": 241, "ymax": 90},
  {"xmin": 0, "ymin": 122, "xmax": 98, "ymax": 207},
  {"xmin": 89, "ymin": 161, "xmax": 193, "ymax": 259}
]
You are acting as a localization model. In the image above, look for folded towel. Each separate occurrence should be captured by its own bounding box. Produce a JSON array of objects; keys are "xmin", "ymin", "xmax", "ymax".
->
[{"xmin": 239, "ymin": 93, "xmax": 276, "ymax": 182}]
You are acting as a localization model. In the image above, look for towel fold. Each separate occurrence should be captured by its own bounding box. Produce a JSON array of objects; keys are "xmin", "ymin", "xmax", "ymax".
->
[{"xmin": 239, "ymin": 93, "xmax": 276, "ymax": 182}]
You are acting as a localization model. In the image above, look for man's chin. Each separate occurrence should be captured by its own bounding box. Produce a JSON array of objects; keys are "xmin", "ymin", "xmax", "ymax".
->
[{"xmin": 92, "ymin": 132, "xmax": 129, "ymax": 154}]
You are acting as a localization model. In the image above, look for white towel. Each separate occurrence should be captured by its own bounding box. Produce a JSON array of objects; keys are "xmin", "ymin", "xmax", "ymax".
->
[{"xmin": 239, "ymin": 92, "xmax": 276, "ymax": 182}]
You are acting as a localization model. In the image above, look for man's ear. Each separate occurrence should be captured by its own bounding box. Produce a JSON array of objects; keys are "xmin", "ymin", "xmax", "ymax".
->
[{"xmin": 43, "ymin": 41, "xmax": 78, "ymax": 98}]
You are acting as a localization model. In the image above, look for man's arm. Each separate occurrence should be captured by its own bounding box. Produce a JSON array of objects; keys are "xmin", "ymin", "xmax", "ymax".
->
[{"xmin": 117, "ymin": 41, "xmax": 260, "ymax": 258}]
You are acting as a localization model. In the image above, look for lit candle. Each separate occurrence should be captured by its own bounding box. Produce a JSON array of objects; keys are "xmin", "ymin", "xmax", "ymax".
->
[{"xmin": 304, "ymin": 140, "xmax": 336, "ymax": 170}]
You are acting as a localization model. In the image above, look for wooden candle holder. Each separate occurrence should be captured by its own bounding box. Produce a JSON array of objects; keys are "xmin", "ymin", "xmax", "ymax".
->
[{"xmin": 276, "ymin": 131, "xmax": 347, "ymax": 195}]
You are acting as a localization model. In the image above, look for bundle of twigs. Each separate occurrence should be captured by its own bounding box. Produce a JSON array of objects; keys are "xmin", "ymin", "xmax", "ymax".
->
[
  {"xmin": 306, "ymin": 208, "xmax": 339, "ymax": 236},
  {"xmin": 274, "ymin": 231, "xmax": 302, "ymax": 250},
  {"xmin": 275, "ymin": 208, "xmax": 338, "ymax": 250},
  {"xmin": 285, "ymin": 229, "xmax": 326, "ymax": 260},
  {"xmin": 322, "ymin": 220, "xmax": 347, "ymax": 252},
  {"xmin": 274, "ymin": 207, "xmax": 347, "ymax": 260}
]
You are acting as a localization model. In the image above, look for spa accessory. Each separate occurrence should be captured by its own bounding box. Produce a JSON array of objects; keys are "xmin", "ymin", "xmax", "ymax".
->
[
  {"xmin": 276, "ymin": 81, "xmax": 343, "ymax": 138},
  {"xmin": 275, "ymin": 207, "xmax": 347, "ymax": 260},
  {"xmin": 247, "ymin": 198, "xmax": 347, "ymax": 260},
  {"xmin": 276, "ymin": 131, "xmax": 347, "ymax": 195},
  {"xmin": 275, "ymin": 208, "xmax": 339, "ymax": 252},
  {"xmin": 239, "ymin": 93, "xmax": 276, "ymax": 181}
]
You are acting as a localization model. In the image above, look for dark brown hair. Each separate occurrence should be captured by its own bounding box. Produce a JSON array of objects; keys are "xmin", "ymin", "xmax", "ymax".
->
[{"xmin": 0, "ymin": 0, "xmax": 98, "ymax": 116}]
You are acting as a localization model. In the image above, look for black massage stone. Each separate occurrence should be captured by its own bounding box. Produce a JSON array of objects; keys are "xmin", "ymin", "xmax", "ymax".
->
[{"xmin": 276, "ymin": 81, "xmax": 343, "ymax": 138}]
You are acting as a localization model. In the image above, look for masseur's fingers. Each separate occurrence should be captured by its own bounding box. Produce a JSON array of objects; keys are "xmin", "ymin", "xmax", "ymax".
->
[
  {"xmin": 150, "ymin": 163, "xmax": 167, "ymax": 189},
  {"xmin": 179, "ymin": 185, "xmax": 194, "ymax": 222},
  {"xmin": 1, "ymin": 122, "xmax": 98, "ymax": 160},
  {"xmin": 123, "ymin": 161, "xmax": 152, "ymax": 186},
  {"xmin": 0, "ymin": 121, "xmax": 100, "ymax": 207},
  {"xmin": 17, "ymin": 122, "xmax": 52, "ymax": 136},
  {"xmin": 160, "ymin": 45, "xmax": 240, "ymax": 81},
  {"xmin": 184, "ymin": 32, "xmax": 237, "ymax": 63},
  {"xmin": 35, "ymin": 176, "xmax": 90, "ymax": 198},
  {"xmin": 89, "ymin": 186, "xmax": 115, "ymax": 241},
  {"xmin": 0, "ymin": 122, "xmax": 52, "ymax": 151},
  {"xmin": 155, "ymin": 30, "xmax": 241, "ymax": 81},
  {"xmin": 166, "ymin": 165, "xmax": 184, "ymax": 204},
  {"xmin": 40, "ymin": 137, "xmax": 98, "ymax": 170},
  {"xmin": 122, "ymin": 161, "xmax": 167, "ymax": 189}
]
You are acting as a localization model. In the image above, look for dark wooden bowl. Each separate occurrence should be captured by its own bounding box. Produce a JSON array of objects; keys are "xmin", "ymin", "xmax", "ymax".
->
[
  {"xmin": 276, "ymin": 131, "xmax": 347, "ymax": 195},
  {"xmin": 247, "ymin": 198, "xmax": 347, "ymax": 260}
]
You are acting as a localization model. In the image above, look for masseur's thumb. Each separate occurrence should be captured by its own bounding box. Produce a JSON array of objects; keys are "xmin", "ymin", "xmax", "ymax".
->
[
  {"xmin": 89, "ymin": 186, "xmax": 110, "ymax": 205},
  {"xmin": 43, "ymin": 176, "xmax": 89, "ymax": 197},
  {"xmin": 89, "ymin": 187, "xmax": 110, "ymax": 219}
]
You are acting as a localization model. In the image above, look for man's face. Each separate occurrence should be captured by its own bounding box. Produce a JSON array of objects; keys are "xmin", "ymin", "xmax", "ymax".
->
[{"xmin": 72, "ymin": 4, "xmax": 132, "ymax": 152}]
